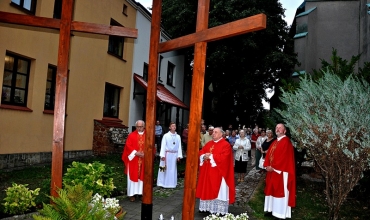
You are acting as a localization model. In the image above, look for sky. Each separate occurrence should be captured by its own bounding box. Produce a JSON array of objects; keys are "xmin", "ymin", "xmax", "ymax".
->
[
  {"xmin": 136, "ymin": 0, "xmax": 303, "ymax": 25},
  {"xmin": 135, "ymin": 0, "xmax": 304, "ymax": 109}
]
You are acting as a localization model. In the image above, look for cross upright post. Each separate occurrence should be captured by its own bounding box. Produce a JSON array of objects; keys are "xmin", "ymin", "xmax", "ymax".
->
[{"xmin": 143, "ymin": 0, "xmax": 266, "ymax": 219}]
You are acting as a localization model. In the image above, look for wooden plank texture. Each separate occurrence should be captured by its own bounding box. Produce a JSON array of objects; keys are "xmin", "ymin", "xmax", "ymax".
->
[
  {"xmin": 0, "ymin": 11, "xmax": 138, "ymax": 38},
  {"xmin": 159, "ymin": 13, "xmax": 266, "ymax": 53},
  {"xmin": 141, "ymin": 0, "xmax": 162, "ymax": 219},
  {"xmin": 0, "ymin": 11, "xmax": 60, "ymax": 29},
  {"xmin": 50, "ymin": 0, "xmax": 74, "ymax": 199},
  {"xmin": 71, "ymin": 21, "xmax": 138, "ymax": 38},
  {"xmin": 182, "ymin": 0, "xmax": 210, "ymax": 219}
]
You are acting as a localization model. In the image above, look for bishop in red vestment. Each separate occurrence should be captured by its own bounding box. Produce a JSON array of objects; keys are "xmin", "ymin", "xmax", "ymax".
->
[
  {"xmin": 122, "ymin": 120, "xmax": 145, "ymax": 202},
  {"xmin": 263, "ymin": 123, "xmax": 296, "ymax": 219},
  {"xmin": 196, "ymin": 127, "xmax": 235, "ymax": 215}
]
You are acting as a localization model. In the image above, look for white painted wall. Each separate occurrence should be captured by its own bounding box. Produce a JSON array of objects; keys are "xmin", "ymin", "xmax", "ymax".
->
[{"xmin": 128, "ymin": 2, "xmax": 189, "ymax": 132}]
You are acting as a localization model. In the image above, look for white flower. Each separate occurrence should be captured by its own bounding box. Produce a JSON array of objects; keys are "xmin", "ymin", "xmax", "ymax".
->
[
  {"xmin": 203, "ymin": 212, "xmax": 249, "ymax": 220},
  {"xmin": 91, "ymin": 193, "xmax": 121, "ymax": 218}
]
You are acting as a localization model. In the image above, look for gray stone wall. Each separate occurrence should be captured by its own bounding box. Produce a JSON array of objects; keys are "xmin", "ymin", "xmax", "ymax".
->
[{"xmin": 0, "ymin": 150, "xmax": 92, "ymax": 171}]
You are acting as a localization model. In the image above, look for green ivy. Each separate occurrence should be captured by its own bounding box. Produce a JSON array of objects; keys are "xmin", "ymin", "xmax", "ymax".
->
[
  {"xmin": 2, "ymin": 183, "xmax": 40, "ymax": 215},
  {"xmin": 63, "ymin": 161, "xmax": 115, "ymax": 197}
]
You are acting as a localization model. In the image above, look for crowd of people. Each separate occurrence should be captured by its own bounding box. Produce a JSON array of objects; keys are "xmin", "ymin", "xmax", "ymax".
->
[{"xmin": 121, "ymin": 120, "xmax": 296, "ymax": 219}]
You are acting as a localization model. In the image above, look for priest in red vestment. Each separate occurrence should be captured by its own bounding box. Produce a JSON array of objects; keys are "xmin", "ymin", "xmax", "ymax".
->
[
  {"xmin": 263, "ymin": 123, "xmax": 296, "ymax": 219},
  {"xmin": 122, "ymin": 120, "xmax": 145, "ymax": 202},
  {"xmin": 196, "ymin": 127, "xmax": 235, "ymax": 215}
]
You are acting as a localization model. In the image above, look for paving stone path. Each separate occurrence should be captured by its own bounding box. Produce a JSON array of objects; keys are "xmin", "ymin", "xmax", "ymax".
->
[{"xmin": 121, "ymin": 160, "xmax": 264, "ymax": 220}]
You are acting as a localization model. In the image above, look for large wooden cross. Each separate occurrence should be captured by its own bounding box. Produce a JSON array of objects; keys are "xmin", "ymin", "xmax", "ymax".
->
[
  {"xmin": 143, "ymin": 0, "xmax": 266, "ymax": 219},
  {"xmin": 0, "ymin": 0, "xmax": 137, "ymax": 198}
]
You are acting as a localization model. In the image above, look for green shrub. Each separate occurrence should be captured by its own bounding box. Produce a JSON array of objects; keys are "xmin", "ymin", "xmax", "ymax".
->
[
  {"xmin": 277, "ymin": 70, "xmax": 370, "ymax": 219},
  {"xmin": 2, "ymin": 183, "xmax": 40, "ymax": 215},
  {"xmin": 63, "ymin": 161, "xmax": 115, "ymax": 197},
  {"xmin": 33, "ymin": 184, "xmax": 124, "ymax": 220}
]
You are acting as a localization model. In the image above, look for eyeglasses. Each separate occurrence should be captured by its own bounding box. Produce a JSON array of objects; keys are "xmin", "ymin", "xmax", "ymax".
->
[
  {"xmin": 208, "ymin": 130, "xmax": 214, "ymax": 131},
  {"xmin": 136, "ymin": 126, "xmax": 144, "ymax": 128}
]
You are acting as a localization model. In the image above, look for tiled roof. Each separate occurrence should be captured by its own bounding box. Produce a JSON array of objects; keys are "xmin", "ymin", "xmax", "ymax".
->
[
  {"xmin": 133, "ymin": 73, "xmax": 188, "ymax": 109},
  {"xmin": 94, "ymin": 118, "xmax": 128, "ymax": 128}
]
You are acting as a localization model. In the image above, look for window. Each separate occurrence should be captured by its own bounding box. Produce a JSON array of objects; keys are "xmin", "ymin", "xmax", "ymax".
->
[
  {"xmin": 2, "ymin": 53, "xmax": 30, "ymax": 106},
  {"xmin": 44, "ymin": 65, "xmax": 57, "ymax": 110},
  {"xmin": 122, "ymin": 4, "xmax": 128, "ymax": 16},
  {"xmin": 53, "ymin": 0, "xmax": 62, "ymax": 19},
  {"xmin": 158, "ymin": 55, "xmax": 163, "ymax": 82},
  {"xmin": 166, "ymin": 61, "xmax": 175, "ymax": 86},
  {"xmin": 11, "ymin": 0, "xmax": 37, "ymax": 14},
  {"xmin": 108, "ymin": 19, "xmax": 125, "ymax": 58},
  {"xmin": 143, "ymin": 63, "xmax": 148, "ymax": 81},
  {"xmin": 103, "ymin": 83, "xmax": 121, "ymax": 118}
]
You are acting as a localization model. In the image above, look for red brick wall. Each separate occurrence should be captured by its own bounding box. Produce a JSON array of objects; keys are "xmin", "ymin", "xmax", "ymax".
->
[{"xmin": 93, "ymin": 120, "xmax": 128, "ymax": 155}]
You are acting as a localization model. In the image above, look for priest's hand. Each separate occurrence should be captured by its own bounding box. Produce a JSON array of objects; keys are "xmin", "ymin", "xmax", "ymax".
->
[
  {"xmin": 135, "ymin": 152, "xmax": 144, "ymax": 158},
  {"xmin": 203, "ymin": 153, "xmax": 211, "ymax": 160}
]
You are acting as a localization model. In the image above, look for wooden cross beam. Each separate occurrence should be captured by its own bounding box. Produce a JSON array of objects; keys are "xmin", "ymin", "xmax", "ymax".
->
[
  {"xmin": 0, "ymin": 11, "xmax": 137, "ymax": 37},
  {"xmin": 0, "ymin": 0, "xmax": 137, "ymax": 198},
  {"xmin": 143, "ymin": 0, "xmax": 266, "ymax": 219}
]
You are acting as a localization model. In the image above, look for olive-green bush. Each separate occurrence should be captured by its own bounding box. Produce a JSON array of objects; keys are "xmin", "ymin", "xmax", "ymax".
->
[{"xmin": 277, "ymin": 70, "xmax": 370, "ymax": 220}]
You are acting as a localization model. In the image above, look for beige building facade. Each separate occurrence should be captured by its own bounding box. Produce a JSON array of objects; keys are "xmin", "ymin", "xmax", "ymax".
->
[{"xmin": 0, "ymin": 0, "xmax": 137, "ymax": 168}]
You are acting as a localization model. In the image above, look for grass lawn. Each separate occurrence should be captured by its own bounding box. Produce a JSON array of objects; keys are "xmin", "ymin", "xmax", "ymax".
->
[
  {"xmin": 248, "ymin": 171, "xmax": 370, "ymax": 219},
  {"xmin": 0, "ymin": 153, "xmax": 186, "ymax": 218}
]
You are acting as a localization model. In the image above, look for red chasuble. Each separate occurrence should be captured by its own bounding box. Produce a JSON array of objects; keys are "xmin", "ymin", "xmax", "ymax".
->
[
  {"xmin": 122, "ymin": 130, "xmax": 145, "ymax": 182},
  {"xmin": 196, "ymin": 138, "xmax": 235, "ymax": 204},
  {"xmin": 263, "ymin": 136, "xmax": 296, "ymax": 207}
]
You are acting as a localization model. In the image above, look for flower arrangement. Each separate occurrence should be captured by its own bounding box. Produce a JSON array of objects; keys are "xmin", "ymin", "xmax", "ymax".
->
[
  {"xmin": 91, "ymin": 193, "xmax": 123, "ymax": 219},
  {"xmin": 203, "ymin": 212, "xmax": 249, "ymax": 220}
]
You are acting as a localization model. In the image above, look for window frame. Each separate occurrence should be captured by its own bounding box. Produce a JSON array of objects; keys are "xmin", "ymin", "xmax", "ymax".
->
[
  {"xmin": 103, "ymin": 83, "xmax": 121, "ymax": 118},
  {"xmin": 53, "ymin": 0, "xmax": 63, "ymax": 19},
  {"xmin": 44, "ymin": 64, "xmax": 57, "ymax": 111},
  {"xmin": 2, "ymin": 52, "xmax": 31, "ymax": 107},
  {"xmin": 143, "ymin": 62, "xmax": 148, "ymax": 81},
  {"xmin": 166, "ymin": 61, "xmax": 175, "ymax": 86},
  {"xmin": 108, "ymin": 19, "xmax": 125, "ymax": 59},
  {"xmin": 122, "ymin": 4, "xmax": 128, "ymax": 16},
  {"xmin": 10, "ymin": 0, "xmax": 37, "ymax": 14}
]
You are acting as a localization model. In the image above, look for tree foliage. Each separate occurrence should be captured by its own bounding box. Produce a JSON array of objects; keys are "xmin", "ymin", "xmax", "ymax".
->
[
  {"xmin": 312, "ymin": 48, "xmax": 370, "ymax": 82},
  {"xmin": 161, "ymin": 0, "xmax": 298, "ymax": 127},
  {"xmin": 277, "ymin": 71, "xmax": 370, "ymax": 220},
  {"xmin": 281, "ymin": 48, "xmax": 370, "ymax": 93}
]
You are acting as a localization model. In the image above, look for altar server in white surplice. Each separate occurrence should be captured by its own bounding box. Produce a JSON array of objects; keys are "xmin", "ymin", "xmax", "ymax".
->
[{"xmin": 157, "ymin": 122, "xmax": 183, "ymax": 188}]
